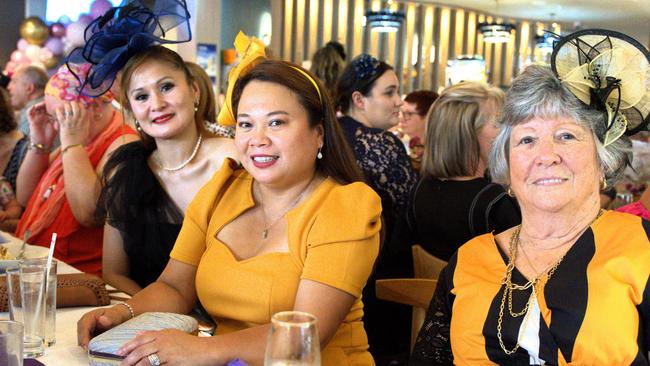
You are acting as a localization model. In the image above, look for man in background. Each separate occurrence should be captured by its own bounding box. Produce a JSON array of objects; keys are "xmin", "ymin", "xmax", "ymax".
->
[{"xmin": 7, "ymin": 66, "xmax": 48, "ymax": 136}]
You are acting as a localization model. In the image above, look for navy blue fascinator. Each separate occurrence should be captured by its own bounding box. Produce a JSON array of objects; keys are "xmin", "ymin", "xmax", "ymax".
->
[
  {"xmin": 66, "ymin": 0, "xmax": 192, "ymax": 97},
  {"xmin": 351, "ymin": 54, "xmax": 381, "ymax": 80}
]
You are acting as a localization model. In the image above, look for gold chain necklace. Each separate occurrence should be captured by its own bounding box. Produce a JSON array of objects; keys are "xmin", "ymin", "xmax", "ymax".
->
[
  {"xmin": 496, "ymin": 209, "xmax": 604, "ymax": 355},
  {"xmin": 258, "ymin": 174, "xmax": 316, "ymax": 240}
]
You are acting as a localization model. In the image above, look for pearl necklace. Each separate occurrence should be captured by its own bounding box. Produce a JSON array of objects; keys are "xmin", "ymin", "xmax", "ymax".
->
[{"xmin": 156, "ymin": 134, "xmax": 203, "ymax": 172}]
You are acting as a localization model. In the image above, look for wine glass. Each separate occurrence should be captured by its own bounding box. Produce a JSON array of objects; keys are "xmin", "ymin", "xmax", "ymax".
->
[{"xmin": 264, "ymin": 311, "xmax": 321, "ymax": 366}]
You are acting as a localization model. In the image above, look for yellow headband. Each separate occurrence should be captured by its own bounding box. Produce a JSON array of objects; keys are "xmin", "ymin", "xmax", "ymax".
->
[
  {"xmin": 217, "ymin": 31, "xmax": 266, "ymax": 126},
  {"xmin": 289, "ymin": 65, "xmax": 322, "ymax": 104}
]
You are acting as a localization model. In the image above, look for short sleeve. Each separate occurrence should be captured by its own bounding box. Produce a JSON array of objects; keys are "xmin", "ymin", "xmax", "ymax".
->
[
  {"xmin": 301, "ymin": 182, "xmax": 382, "ymax": 297},
  {"xmin": 170, "ymin": 159, "xmax": 238, "ymax": 265}
]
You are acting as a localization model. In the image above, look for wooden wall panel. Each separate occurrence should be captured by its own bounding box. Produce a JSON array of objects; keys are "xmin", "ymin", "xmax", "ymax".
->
[
  {"xmin": 294, "ymin": 0, "xmax": 306, "ymax": 63},
  {"xmin": 283, "ymin": 0, "xmax": 293, "ymax": 60},
  {"xmin": 454, "ymin": 9, "xmax": 464, "ymax": 58},
  {"xmin": 275, "ymin": 0, "xmax": 568, "ymax": 91},
  {"xmin": 466, "ymin": 11, "xmax": 476, "ymax": 55}
]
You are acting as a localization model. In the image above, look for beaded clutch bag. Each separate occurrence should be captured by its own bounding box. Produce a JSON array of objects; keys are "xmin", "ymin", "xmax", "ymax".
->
[{"xmin": 87, "ymin": 312, "xmax": 198, "ymax": 366}]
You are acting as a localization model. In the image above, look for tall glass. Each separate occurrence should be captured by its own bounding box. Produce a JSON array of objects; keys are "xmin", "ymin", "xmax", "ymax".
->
[
  {"xmin": 0, "ymin": 320, "xmax": 23, "ymax": 366},
  {"xmin": 20, "ymin": 258, "xmax": 57, "ymax": 346},
  {"xmin": 264, "ymin": 311, "xmax": 320, "ymax": 366},
  {"xmin": 7, "ymin": 266, "xmax": 46, "ymax": 358}
]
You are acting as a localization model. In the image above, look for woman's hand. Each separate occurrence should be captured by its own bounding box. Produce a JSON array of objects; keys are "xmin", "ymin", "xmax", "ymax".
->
[
  {"xmin": 27, "ymin": 101, "xmax": 58, "ymax": 148},
  {"xmin": 56, "ymin": 100, "xmax": 90, "ymax": 148},
  {"xmin": 77, "ymin": 305, "xmax": 131, "ymax": 350},
  {"xmin": 117, "ymin": 330, "xmax": 215, "ymax": 366}
]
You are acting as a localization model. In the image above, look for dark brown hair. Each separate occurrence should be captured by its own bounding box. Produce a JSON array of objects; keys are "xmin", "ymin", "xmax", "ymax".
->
[
  {"xmin": 404, "ymin": 90, "xmax": 439, "ymax": 116},
  {"xmin": 336, "ymin": 58, "xmax": 392, "ymax": 113},
  {"xmin": 119, "ymin": 45, "xmax": 207, "ymax": 150},
  {"xmin": 0, "ymin": 87, "xmax": 16, "ymax": 133},
  {"xmin": 185, "ymin": 61, "xmax": 216, "ymax": 123},
  {"xmin": 231, "ymin": 60, "xmax": 364, "ymax": 185}
]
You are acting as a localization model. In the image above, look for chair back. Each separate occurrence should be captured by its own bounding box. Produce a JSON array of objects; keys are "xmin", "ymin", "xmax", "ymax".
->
[
  {"xmin": 409, "ymin": 245, "xmax": 447, "ymax": 349},
  {"xmin": 412, "ymin": 245, "xmax": 447, "ymax": 280}
]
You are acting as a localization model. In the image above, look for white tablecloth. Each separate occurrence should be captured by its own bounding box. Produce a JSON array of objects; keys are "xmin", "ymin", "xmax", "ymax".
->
[{"xmin": 1, "ymin": 231, "xmax": 117, "ymax": 365}]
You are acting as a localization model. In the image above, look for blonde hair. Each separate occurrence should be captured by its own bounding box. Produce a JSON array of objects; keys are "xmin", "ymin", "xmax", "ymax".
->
[{"xmin": 421, "ymin": 81, "xmax": 504, "ymax": 178}]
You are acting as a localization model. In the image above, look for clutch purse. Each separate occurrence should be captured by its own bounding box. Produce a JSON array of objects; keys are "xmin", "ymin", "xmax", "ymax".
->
[
  {"xmin": 0, "ymin": 273, "xmax": 110, "ymax": 311},
  {"xmin": 88, "ymin": 312, "xmax": 198, "ymax": 366}
]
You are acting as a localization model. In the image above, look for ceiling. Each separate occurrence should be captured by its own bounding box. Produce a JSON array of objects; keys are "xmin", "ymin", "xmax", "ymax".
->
[{"xmin": 418, "ymin": 0, "xmax": 650, "ymax": 45}]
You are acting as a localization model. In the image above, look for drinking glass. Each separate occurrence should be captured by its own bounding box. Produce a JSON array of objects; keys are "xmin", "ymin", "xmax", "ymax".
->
[
  {"xmin": 264, "ymin": 311, "xmax": 320, "ymax": 366},
  {"xmin": 20, "ymin": 258, "xmax": 57, "ymax": 346},
  {"xmin": 0, "ymin": 320, "xmax": 23, "ymax": 366},
  {"xmin": 7, "ymin": 266, "xmax": 46, "ymax": 358}
]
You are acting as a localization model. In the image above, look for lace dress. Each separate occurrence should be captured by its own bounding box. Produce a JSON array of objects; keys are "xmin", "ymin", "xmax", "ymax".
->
[
  {"xmin": 338, "ymin": 116, "xmax": 417, "ymax": 235},
  {"xmin": 339, "ymin": 115, "xmax": 418, "ymax": 362},
  {"xmin": 99, "ymin": 142, "xmax": 183, "ymax": 288}
]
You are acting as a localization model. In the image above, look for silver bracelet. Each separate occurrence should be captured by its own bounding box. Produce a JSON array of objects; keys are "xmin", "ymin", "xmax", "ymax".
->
[{"xmin": 116, "ymin": 302, "xmax": 135, "ymax": 319}]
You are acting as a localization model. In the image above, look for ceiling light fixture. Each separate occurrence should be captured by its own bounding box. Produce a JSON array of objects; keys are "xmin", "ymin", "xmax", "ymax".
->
[
  {"xmin": 478, "ymin": 22, "xmax": 515, "ymax": 43},
  {"xmin": 478, "ymin": 0, "xmax": 515, "ymax": 43},
  {"xmin": 365, "ymin": 9, "xmax": 405, "ymax": 33}
]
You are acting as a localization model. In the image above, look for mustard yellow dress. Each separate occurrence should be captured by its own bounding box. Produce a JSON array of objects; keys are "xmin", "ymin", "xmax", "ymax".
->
[{"xmin": 170, "ymin": 159, "xmax": 381, "ymax": 365}]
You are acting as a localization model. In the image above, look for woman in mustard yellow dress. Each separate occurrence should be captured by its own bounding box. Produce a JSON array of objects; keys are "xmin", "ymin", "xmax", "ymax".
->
[{"xmin": 78, "ymin": 39, "xmax": 381, "ymax": 365}]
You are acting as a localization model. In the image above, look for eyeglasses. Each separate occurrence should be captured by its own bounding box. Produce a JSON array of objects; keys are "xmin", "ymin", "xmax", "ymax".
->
[{"xmin": 401, "ymin": 111, "xmax": 420, "ymax": 119}]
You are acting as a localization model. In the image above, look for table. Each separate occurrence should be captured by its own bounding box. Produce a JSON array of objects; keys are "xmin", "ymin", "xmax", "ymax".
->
[{"xmin": 1, "ymin": 231, "xmax": 119, "ymax": 366}]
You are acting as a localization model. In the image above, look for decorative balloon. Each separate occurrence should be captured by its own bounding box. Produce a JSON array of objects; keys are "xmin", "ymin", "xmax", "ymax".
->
[
  {"xmin": 10, "ymin": 50, "xmax": 28, "ymax": 64},
  {"xmin": 90, "ymin": 0, "xmax": 113, "ymax": 18},
  {"xmin": 20, "ymin": 17, "xmax": 49, "ymax": 46},
  {"xmin": 58, "ymin": 15, "xmax": 72, "ymax": 25},
  {"xmin": 42, "ymin": 57, "xmax": 59, "ymax": 70},
  {"xmin": 44, "ymin": 37, "xmax": 65, "ymax": 56},
  {"xmin": 16, "ymin": 38, "xmax": 29, "ymax": 52},
  {"xmin": 77, "ymin": 14, "xmax": 93, "ymax": 25},
  {"xmin": 50, "ymin": 22, "xmax": 66, "ymax": 38},
  {"xmin": 24, "ymin": 44, "xmax": 42, "ymax": 62},
  {"xmin": 66, "ymin": 21, "xmax": 89, "ymax": 48}
]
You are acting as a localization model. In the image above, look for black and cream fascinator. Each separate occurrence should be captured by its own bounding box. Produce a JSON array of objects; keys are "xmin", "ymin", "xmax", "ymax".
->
[{"xmin": 551, "ymin": 29, "xmax": 650, "ymax": 146}]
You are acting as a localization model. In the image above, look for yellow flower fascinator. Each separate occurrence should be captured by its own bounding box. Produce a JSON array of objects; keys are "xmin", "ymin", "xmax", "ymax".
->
[
  {"xmin": 551, "ymin": 29, "xmax": 650, "ymax": 146},
  {"xmin": 216, "ymin": 31, "xmax": 267, "ymax": 126}
]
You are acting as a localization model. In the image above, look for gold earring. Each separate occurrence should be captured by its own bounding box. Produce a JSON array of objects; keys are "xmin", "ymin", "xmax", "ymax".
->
[
  {"xmin": 507, "ymin": 186, "xmax": 514, "ymax": 197},
  {"xmin": 601, "ymin": 178, "xmax": 608, "ymax": 191},
  {"xmin": 135, "ymin": 120, "xmax": 142, "ymax": 132}
]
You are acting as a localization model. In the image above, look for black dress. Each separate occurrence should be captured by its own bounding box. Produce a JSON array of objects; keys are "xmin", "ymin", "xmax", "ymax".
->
[
  {"xmin": 99, "ymin": 142, "xmax": 183, "ymax": 288},
  {"xmin": 3, "ymin": 136, "xmax": 28, "ymax": 190},
  {"xmin": 339, "ymin": 115, "xmax": 418, "ymax": 365},
  {"xmin": 338, "ymin": 116, "xmax": 418, "ymax": 237},
  {"xmin": 401, "ymin": 176, "xmax": 521, "ymax": 261}
]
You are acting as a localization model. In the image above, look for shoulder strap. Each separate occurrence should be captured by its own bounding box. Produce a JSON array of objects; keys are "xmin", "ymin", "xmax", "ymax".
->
[{"xmin": 468, "ymin": 183, "xmax": 507, "ymax": 237}]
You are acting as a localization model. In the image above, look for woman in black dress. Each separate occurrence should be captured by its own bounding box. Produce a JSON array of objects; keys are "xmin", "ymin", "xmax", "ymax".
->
[{"xmin": 402, "ymin": 81, "xmax": 520, "ymax": 261}]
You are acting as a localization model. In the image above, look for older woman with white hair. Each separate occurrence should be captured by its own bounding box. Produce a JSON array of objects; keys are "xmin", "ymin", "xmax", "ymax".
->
[{"xmin": 410, "ymin": 29, "xmax": 650, "ymax": 365}]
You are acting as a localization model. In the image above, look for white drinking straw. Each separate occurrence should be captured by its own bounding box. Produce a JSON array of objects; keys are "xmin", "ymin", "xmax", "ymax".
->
[{"xmin": 33, "ymin": 233, "xmax": 57, "ymax": 332}]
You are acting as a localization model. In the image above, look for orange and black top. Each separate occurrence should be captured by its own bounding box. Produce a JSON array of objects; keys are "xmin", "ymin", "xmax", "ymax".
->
[{"xmin": 410, "ymin": 211, "xmax": 650, "ymax": 365}]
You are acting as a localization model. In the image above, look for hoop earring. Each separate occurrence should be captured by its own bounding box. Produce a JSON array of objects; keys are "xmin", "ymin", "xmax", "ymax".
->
[
  {"xmin": 507, "ymin": 186, "xmax": 514, "ymax": 197},
  {"xmin": 317, "ymin": 146, "xmax": 323, "ymax": 160}
]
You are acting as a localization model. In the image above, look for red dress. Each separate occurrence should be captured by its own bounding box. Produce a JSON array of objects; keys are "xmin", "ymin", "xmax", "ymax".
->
[{"xmin": 16, "ymin": 113, "xmax": 135, "ymax": 276}]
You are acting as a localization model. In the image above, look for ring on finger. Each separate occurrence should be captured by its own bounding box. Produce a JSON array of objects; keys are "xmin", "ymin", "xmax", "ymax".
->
[{"xmin": 147, "ymin": 353, "xmax": 161, "ymax": 366}]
